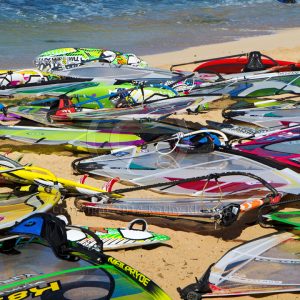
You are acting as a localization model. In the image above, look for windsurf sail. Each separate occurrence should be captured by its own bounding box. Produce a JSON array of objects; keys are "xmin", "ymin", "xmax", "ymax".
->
[
  {"xmin": 52, "ymin": 61, "xmax": 194, "ymax": 84},
  {"xmin": 77, "ymin": 196, "xmax": 244, "ymax": 227},
  {"xmin": 234, "ymin": 125, "xmax": 300, "ymax": 170},
  {"xmin": 0, "ymin": 69, "xmax": 62, "ymax": 88},
  {"xmin": 75, "ymin": 170, "xmax": 281, "ymax": 227},
  {"xmin": 263, "ymin": 209, "xmax": 300, "ymax": 229},
  {"xmin": 0, "ymin": 213, "xmax": 170, "ymax": 299},
  {"xmin": 67, "ymin": 82, "xmax": 177, "ymax": 110},
  {"xmin": 223, "ymin": 104, "xmax": 300, "ymax": 127},
  {"xmin": 0, "ymin": 80, "xmax": 97, "ymax": 97},
  {"xmin": 73, "ymin": 140, "xmax": 300, "ymax": 196},
  {"xmin": 0, "ymin": 185, "xmax": 61, "ymax": 229},
  {"xmin": 206, "ymin": 120, "xmax": 279, "ymax": 138},
  {"xmin": 59, "ymin": 94, "xmax": 201, "ymax": 125},
  {"xmin": 0, "ymin": 125, "xmax": 145, "ymax": 153},
  {"xmin": 0, "ymin": 154, "xmax": 122, "ymax": 200},
  {"xmin": 190, "ymin": 71, "xmax": 300, "ymax": 97},
  {"xmin": 23, "ymin": 82, "xmax": 177, "ymax": 112},
  {"xmin": 178, "ymin": 231, "xmax": 300, "ymax": 298},
  {"xmin": 6, "ymin": 93, "xmax": 201, "ymax": 127}
]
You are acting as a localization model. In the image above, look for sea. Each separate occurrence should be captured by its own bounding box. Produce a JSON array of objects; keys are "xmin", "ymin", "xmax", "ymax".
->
[{"xmin": 0, "ymin": 0, "xmax": 300, "ymax": 68}]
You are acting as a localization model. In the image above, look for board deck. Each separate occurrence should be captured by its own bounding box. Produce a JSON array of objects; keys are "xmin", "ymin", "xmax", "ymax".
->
[
  {"xmin": 0, "ymin": 125, "xmax": 145, "ymax": 153},
  {"xmin": 68, "ymin": 219, "xmax": 170, "ymax": 251}
]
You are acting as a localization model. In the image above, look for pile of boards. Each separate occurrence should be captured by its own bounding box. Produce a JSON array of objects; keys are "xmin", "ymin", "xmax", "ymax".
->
[{"xmin": 0, "ymin": 48, "xmax": 300, "ymax": 299}]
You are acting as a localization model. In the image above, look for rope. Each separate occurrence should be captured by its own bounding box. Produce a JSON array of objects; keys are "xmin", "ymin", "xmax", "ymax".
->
[
  {"xmin": 156, "ymin": 129, "xmax": 228, "ymax": 156},
  {"xmin": 156, "ymin": 132, "xmax": 185, "ymax": 155}
]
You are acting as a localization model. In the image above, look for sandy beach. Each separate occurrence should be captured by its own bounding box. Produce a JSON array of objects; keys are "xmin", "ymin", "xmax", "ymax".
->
[
  {"xmin": 2, "ymin": 27, "xmax": 300, "ymax": 299},
  {"xmin": 143, "ymin": 27, "xmax": 300, "ymax": 70}
]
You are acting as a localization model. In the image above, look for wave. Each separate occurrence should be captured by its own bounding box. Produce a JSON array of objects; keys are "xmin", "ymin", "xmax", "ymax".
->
[{"xmin": 0, "ymin": 0, "xmax": 276, "ymax": 23}]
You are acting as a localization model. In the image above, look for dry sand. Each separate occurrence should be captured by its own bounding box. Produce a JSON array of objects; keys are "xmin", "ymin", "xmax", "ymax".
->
[
  {"xmin": 2, "ymin": 28, "xmax": 300, "ymax": 299},
  {"xmin": 142, "ymin": 27, "xmax": 300, "ymax": 70}
]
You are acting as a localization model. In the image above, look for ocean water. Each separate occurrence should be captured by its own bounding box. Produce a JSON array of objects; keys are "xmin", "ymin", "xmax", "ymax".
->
[{"xmin": 0, "ymin": 0, "xmax": 299, "ymax": 68}]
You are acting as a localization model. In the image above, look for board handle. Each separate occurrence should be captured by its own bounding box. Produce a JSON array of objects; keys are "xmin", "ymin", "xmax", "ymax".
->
[{"xmin": 127, "ymin": 219, "xmax": 148, "ymax": 232}]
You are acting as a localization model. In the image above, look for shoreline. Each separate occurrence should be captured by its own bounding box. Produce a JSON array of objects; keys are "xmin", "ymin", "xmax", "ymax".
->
[
  {"xmin": 142, "ymin": 27, "xmax": 300, "ymax": 69},
  {"xmin": 2, "ymin": 27, "xmax": 300, "ymax": 70}
]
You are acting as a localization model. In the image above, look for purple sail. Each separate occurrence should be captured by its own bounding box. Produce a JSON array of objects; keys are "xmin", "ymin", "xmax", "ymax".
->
[{"xmin": 0, "ymin": 113, "xmax": 20, "ymax": 121}]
